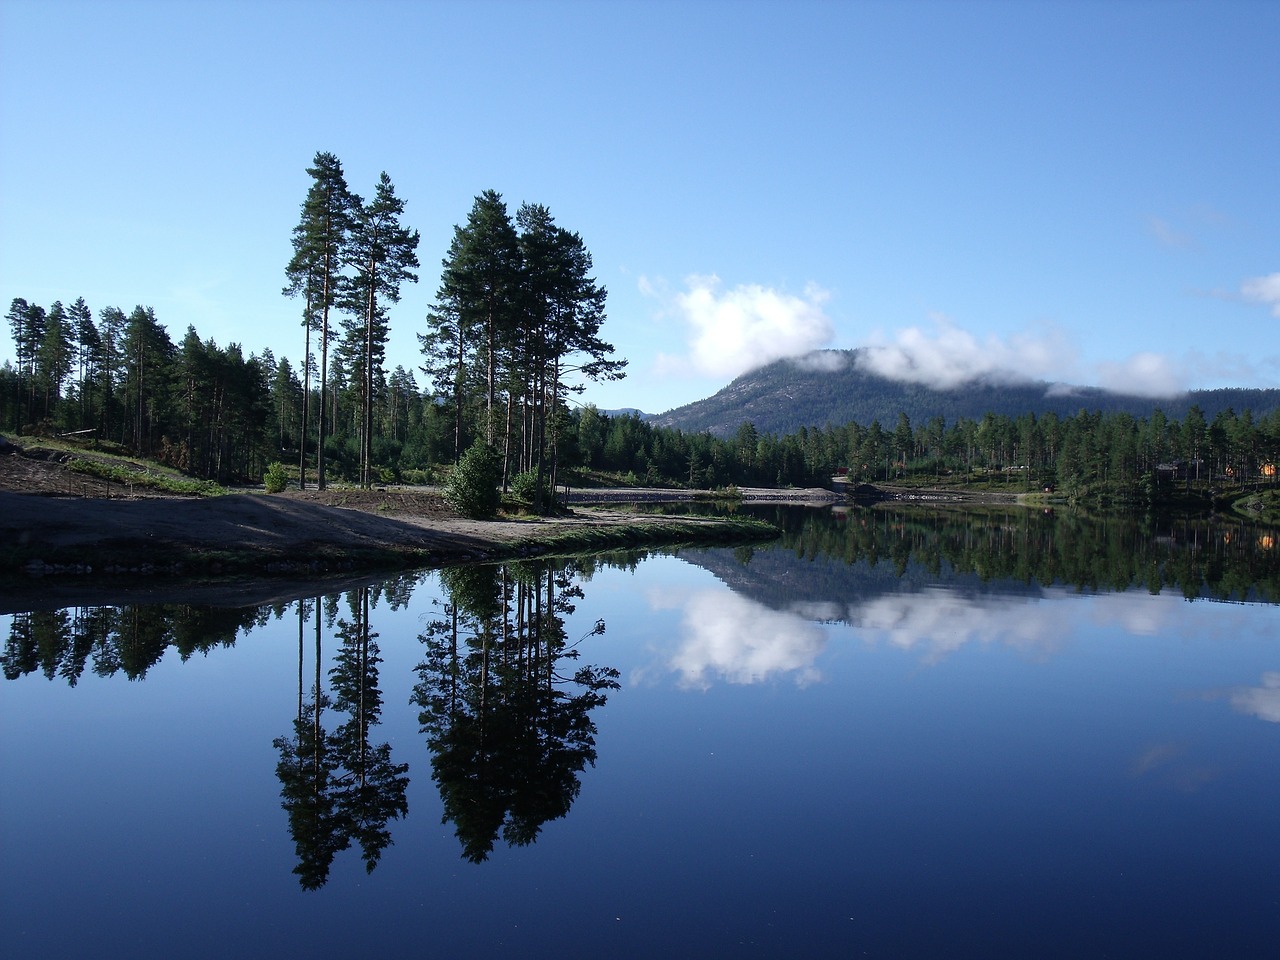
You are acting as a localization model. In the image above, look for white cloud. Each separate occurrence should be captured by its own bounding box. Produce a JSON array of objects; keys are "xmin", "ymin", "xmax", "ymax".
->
[
  {"xmin": 850, "ymin": 315, "xmax": 1259, "ymax": 397},
  {"xmin": 853, "ymin": 315, "xmax": 1075, "ymax": 390},
  {"xmin": 1094, "ymin": 352, "xmax": 1185, "ymax": 398},
  {"xmin": 1242, "ymin": 272, "xmax": 1280, "ymax": 318},
  {"xmin": 1147, "ymin": 215, "xmax": 1194, "ymax": 250},
  {"xmin": 652, "ymin": 274, "xmax": 834, "ymax": 380}
]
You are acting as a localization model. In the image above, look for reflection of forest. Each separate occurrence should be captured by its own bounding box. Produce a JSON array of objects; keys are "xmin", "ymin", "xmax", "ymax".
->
[
  {"xmin": 274, "ymin": 585, "xmax": 411, "ymax": 889},
  {"xmin": 720, "ymin": 505, "xmax": 1280, "ymax": 606},
  {"xmin": 2, "ymin": 561, "xmax": 620, "ymax": 882},
  {"xmin": 2, "ymin": 602, "xmax": 264, "ymax": 683},
  {"xmin": 0, "ymin": 572, "xmax": 428, "ymax": 684},
  {"xmin": 413, "ymin": 560, "xmax": 618, "ymax": 863}
]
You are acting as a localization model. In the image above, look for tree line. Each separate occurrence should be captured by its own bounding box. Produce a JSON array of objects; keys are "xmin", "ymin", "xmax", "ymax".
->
[
  {"xmin": 3, "ymin": 149, "xmax": 1277, "ymax": 501},
  {"xmin": 5, "ymin": 282, "xmax": 1278, "ymax": 503}
]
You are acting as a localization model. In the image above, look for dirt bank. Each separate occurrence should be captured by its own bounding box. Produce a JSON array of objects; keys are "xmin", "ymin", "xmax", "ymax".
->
[{"xmin": 0, "ymin": 442, "xmax": 798, "ymax": 610}]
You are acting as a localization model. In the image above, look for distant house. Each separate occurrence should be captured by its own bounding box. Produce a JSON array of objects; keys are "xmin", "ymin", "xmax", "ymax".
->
[{"xmin": 1155, "ymin": 460, "xmax": 1204, "ymax": 483}]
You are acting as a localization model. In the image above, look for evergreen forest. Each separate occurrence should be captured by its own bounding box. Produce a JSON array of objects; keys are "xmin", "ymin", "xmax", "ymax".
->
[{"xmin": 3, "ymin": 152, "xmax": 1278, "ymax": 509}]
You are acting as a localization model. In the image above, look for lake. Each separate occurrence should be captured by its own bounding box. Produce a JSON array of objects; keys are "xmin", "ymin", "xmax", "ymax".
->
[{"xmin": 3, "ymin": 505, "xmax": 1279, "ymax": 958}]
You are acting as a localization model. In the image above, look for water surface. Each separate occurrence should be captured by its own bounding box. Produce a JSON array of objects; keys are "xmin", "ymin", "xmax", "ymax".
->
[{"xmin": 3, "ymin": 507, "xmax": 1278, "ymax": 958}]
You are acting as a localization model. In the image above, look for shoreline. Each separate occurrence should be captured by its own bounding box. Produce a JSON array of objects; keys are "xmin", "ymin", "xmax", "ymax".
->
[{"xmin": 0, "ymin": 487, "xmax": 798, "ymax": 612}]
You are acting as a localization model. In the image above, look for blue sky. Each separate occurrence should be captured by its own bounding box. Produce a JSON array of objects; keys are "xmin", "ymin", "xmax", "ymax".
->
[{"xmin": 2, "ymin": 0, "xmax": 1277, "ymax": 414}]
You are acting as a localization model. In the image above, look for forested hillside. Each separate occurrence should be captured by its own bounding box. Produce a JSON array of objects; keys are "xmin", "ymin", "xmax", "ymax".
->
[{"xmin": 650, "ymin": 349, "xmax": 1280, "ymax": 438}]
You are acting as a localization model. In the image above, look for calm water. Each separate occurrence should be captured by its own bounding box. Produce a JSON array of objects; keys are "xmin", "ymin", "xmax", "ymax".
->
[{"xmin": 3, "ymin": 506, "xmax": 1279, "ymax": 959}]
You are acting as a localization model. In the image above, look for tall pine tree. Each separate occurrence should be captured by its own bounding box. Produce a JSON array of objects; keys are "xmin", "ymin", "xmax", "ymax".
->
[
  {"xmin": 285, "ymin": 151, "xmax": 354, "ymax": 489},
  {"xmin": 342, "ymin": 172, "xmax": 419, "ymax": 488}
]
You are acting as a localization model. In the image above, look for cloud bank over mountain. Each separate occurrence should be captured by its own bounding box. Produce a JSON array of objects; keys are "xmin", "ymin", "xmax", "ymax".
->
[
  {"xmin": 853, "ymin": 316, "xmax": 1072, "ymax": 391},
  {"xmin": 644, "ymin": 271, "xmax": 1279, "ymax": 403},
  {"xmin": 849, "ymin": 315, "xmax": 1213, "ymax": 398}
]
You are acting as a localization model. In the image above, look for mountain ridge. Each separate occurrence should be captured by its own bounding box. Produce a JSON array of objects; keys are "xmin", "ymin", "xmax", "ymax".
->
[{"xmin": 645, "ymin": 349, "xmax": 1280, "ymax": 437}]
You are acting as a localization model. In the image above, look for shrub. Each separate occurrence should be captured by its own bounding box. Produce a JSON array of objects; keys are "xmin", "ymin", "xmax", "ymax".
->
[
  {"xmin": 445, "ymin": 442, "xmax": 501, "ymax": 519},
  {"xmin": 509, "ymin": 469, "xmax": 556, "ymax": 508},
  {"xmin": 264, "ymin": 461, "xmax": 289, "ymax": 493}
]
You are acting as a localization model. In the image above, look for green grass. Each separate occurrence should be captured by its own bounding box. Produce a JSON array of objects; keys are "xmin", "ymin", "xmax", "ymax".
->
[
  {"xmin": 65, "ymin": 458, "xmax": 226, "ymax": 496},
  {"xmin": 1, "ymin": 431, "xmax": 228, "ymax": 497}
]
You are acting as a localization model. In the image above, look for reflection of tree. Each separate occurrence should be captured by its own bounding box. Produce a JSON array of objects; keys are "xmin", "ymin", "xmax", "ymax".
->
[
  {"xmin": 413, "ymin": 560, "xmax": 618, "ymax": 862},
  {"xmin": 745, "ymin": 505, "xmax": 1280, "ymax": 604},
  {"xmin": 274, "ymin": 586, "xmax": 409, "ymax": 889},
  {"xmin": 2, "ymin": 604, "xmax": 258, "ymax": 684}
]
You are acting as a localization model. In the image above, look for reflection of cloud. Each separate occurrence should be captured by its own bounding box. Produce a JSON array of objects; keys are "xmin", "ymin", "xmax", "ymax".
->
[
  {"xmin": 1130, "ymin": 742, "xmax": 1220, "ymax": 792},
  {"xmin": 849, "ymin": 588, "xmax": 1242, "ymax": 664},
  {"xmin": 1086, "ymin": 591, "xmax": 1180, "ymax": 636},
  {"xmin": 851, "ymin": 588, "xmax": 1069, "ymax": 663},
  {"xmin": 1131, "ymin": 742, "xmax": 1182, "ymax": 776},
  {"xmin": 660, "ymin": 590, "xmax": 828, "ymax": 689},
  {"xmin": 1225, "ymin": 672, "xmax": 1280, "ymax": 723}
]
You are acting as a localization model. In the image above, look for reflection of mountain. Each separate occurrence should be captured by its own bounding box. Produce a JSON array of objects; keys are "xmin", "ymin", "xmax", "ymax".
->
[
  {"xmin": 685, "ymin": 542, "xmax": 1041, "ymax": 624},
  {"xmin": 683, "ymin": 505, "xmax": 1280, "ymax": 614}
]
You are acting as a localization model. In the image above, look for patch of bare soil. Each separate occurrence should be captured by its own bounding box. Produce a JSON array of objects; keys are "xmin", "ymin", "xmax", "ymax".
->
[{"xmin": 0, "ymin": 439, "xmax": 769, "ymax": 610}]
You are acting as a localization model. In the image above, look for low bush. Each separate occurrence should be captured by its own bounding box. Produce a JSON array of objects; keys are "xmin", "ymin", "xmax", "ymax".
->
[
  {"xmin": 445, "ymin": 442, "xmax": 501, "ymax": 519},
  {"xmin": 264, "ymin": 462, "xmax": 289, "ymax": 493}
]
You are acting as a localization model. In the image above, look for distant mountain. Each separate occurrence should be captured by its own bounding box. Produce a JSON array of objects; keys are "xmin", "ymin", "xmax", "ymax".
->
[{"xmin": 649, "ymin": 349, "xmax": 1280, "ymax": 437}]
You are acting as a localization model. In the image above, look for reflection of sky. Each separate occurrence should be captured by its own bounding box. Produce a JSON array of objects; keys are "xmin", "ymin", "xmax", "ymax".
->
[
  {"xmin": 644, "ymin": 570, "xmax": 1279, "ymax": 688},
  {"xmin": 853, "ymin": 587, "xmax": 1260, "ymax": 662},
  {"xmin": 648, "ymin": 588, "xmax": 827, "ymax": 688},
  {"xmin": 1225, "ymin": 672, "xmax": 1280, "ymax": 722},
  {"xmin": 852, "ymin": 588, "xmax": 1070, "ymax": 662}
]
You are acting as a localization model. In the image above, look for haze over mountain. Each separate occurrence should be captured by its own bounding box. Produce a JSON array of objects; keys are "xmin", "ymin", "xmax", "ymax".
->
[{"xmin": 646, "ymin": 349, "xmax": 1280, "ymax": 438}]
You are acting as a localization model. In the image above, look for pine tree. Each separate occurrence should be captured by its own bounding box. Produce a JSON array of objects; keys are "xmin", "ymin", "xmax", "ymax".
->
[
  {"xmin": 342, "ymin": 172, "xmax": 419, "ymax": 488},
  {"xmin": 6, "ymin": 298, "xmax": 46, "ymax": 431},
  {"xmin": 68, "ymin": 297, "xmax": 100, "ymax": 428},
  {"xmin": 37, "ymin": 301, "xmax": 74, "ymax": 424},
  {"xmin": 285, "ymin": 152, "xmax": 354, "ymax": 489},
  {"xmin": 421, "ymin": 190, "xmax": 521, "ymax": 463},
  {"xmin": 516, "ymin": 203, "xmax": 625, "ymax": 508},
  {"xmin": 121, "ymin": 305, "xmax": 173, "ymax": 454},
  {"xmin": 95, "ymin": 306, "xmax": 128, "ymax": 441}
]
